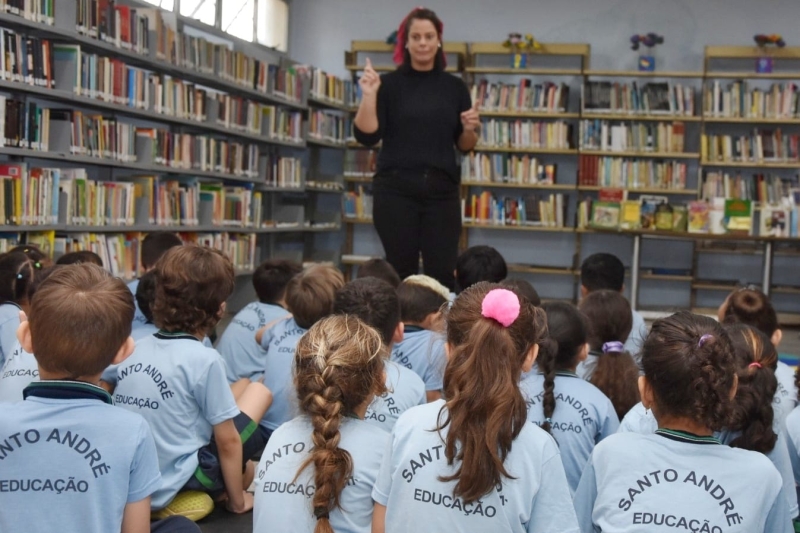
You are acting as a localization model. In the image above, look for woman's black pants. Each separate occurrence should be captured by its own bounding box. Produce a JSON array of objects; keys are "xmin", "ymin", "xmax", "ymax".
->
[{"xmin": 372, "ymin": 168, "xmax": 461, "ymax": 291}]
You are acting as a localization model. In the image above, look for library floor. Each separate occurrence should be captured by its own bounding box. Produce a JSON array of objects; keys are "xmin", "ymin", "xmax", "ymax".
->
[{"xmin": 194, "ymin": 327, "xmax": 800, "ymax": 533}]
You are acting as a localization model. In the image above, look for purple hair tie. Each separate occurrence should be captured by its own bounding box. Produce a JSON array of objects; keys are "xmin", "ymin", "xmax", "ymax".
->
[
  {"xmin": 698, "ymin": 334, "xmax": 713, "ymax": 348},
  {"xmin": 602, "ymin": 341, "xmax": 624, "ymax": 354}
]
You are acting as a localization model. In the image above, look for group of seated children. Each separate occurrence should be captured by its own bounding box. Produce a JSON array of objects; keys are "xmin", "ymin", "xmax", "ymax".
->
[{"xmin": 1, "ymin": 236, "xmax": 799, "ymax": 533}]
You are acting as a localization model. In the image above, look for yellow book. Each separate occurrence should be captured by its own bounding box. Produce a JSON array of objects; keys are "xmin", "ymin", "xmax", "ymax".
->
[{"xmin": 620, "ymin": 200, "xmax": 641, "ymax": 229}]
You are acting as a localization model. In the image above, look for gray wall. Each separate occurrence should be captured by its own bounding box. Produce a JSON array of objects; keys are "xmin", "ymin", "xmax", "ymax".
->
[
  {"xmin": 288, "ymin": 0, "xmax": 800, "ymax": 312},
  {"xmin": 289, "ymin": 0, "xmax": 799, "ymax": 76}
]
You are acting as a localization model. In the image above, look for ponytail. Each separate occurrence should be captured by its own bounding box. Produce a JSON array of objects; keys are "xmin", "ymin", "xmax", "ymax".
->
[
  {"xmin": 0, "ymin": 252, "xmax": 36, "ymax": 305},
  {"xmin": 537, "ymin": 302, "xmax": 590, "ymax": 434},
  {"xmin": 579, "ymin": 290, "xmax": 639, "ymax": 420},
  {"xmin": 440, "ymin": 282, "xmax": 545, "ymax": 503},
  {"xmin": 536, "ymin": 337, "xmax": 559, "ymax": 434},
  {"xmin": 293, "ymin": 315, "xmax": 386, "ymax": 531},
  {"xmin": 724, "ymin": 323, "xmax": 778, "ymax": 453}
]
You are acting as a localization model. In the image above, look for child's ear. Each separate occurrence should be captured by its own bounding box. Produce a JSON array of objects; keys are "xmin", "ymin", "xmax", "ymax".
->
[
  {"xmin": 579, "ymin": 285, "xmax": 589, "ymax": 299},
  {"xmin": 772, "ymin": 328, "xmax": 783, "ymax": 348},
  {"xmin": 578, "ymin": 343, "xmax": 589, "ymax": 363},
  {"xmin": 217, "ymin": 302, "xmax": 227, "ymax": 319},
  {"xmin": 17, "ymin": 319, "xmax": 33, "ymax": 354},
  {"xmin": 638, "ymin": 376, "xmax": 654, "ymax": 409},
  {"xmin": 522, "ymin": 343, "xmax": 539, "ymax": 373},
  {"xmin": 111, "ymin": 336, "xmax": 136, "ymax": 365},
  {"xmin": 391, "ymin": 322, "xmax": 404, "ymax": 345}
]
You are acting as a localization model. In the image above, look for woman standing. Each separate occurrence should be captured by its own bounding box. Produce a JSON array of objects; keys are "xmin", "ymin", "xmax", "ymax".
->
[{"xmin": 353, "ymin": 7, "xmax": 479, "ymax": 291}]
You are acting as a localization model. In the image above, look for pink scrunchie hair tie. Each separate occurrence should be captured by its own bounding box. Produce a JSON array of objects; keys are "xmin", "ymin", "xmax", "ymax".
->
[
  {"xmin": 749, "ymin": 362, "xmax": 763, "ymax": 370},
  {"xmin": 481, "ymin": 289, "xmax": 520, "ymax": 328}
]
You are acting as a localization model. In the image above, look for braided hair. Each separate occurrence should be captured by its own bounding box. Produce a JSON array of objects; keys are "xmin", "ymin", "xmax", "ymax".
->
[{"xmin": 293, "ymin": 315, "xmax": 387, "ymax": 532}]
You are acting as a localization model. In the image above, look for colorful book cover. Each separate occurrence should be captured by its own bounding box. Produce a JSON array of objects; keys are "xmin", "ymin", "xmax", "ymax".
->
[
  {"xmin": 639, "ymin": 195, "xmax": 668, "ymax": 230},
  {"xmin": 724, "ymin": 199, "xmax": 753, "ymax": 235},
  {"xmin": 760, "ymin": 206, "xmax": 790, "ymax": 237},
  {"xmin": 620, "ymin": 200, "xmax": 641, "ymax": 230},
  {"xmin": 672, "ymin": 205, "xmax": 688, "ymax": 232},
  {"xmin": 590, "ymin": 201, "xmax": 620, "ymax": 229},
  {"xmin": 688, "ymin": 201, "xmax": 710, "ymax": 233}
]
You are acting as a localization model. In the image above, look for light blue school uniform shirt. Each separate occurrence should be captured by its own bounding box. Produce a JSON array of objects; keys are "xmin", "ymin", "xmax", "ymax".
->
[
  {"xmin": 0, "ymin": 341, "xmax": 38, "ymax": 402},
  {"xmin": 365, "ymin": 360, "xmax": 426, "ymax": 432},
  {"xmin": 774, "ymin": 361, "xmax": 798, "ymax": 426},
  {"xmin": 259, "ymin": 317, "xmax": 307, "ymax": 431},
  {"xmin": 131, "ymin": 322, "xmax": 158, "ymax": 342},
  {"xmin": 520, "ymin": 371, "xmax": 619, "ymax": 495},
  {"xmin": 127, "ymin": 279, "xmax": 147, "ymax": 328},
  {"xmin": 253, "ymin": 416, "xmax": 389, "ymax": 533},
  {"xmin": 625, "ymin": 309, "xmax": 647, "ymax": 356},
  {"xmin": 574, "ymin": 431, "xmax": 791, "ymax": 533},
  {"xmin": 0, "ymin": 302, "xmax": 21, "ymax": 369},
  {"xmin": 619, "ymin": 402, "xmax": 800, "ymax": 519},
  {"xmin": 373, "ymin": 400, "xmax": 580, "ymax": 533},
  {"xmin": 218, "ymin": 301, "xmax": 289, "ymax": 383},
  {"xmin": 112, "ymin": 331, "xmax": 239, "ymax": 509},
  {"xmin": 391, "ymin": 326, "xmax": 446, "ymax": 392},
  {"xmin": 0, "ymin": 380, "xmax": 162, "ymax": 533},
  {"xmin": 779, "ymin": 406, "xmax": 800, "ymax": 516}
]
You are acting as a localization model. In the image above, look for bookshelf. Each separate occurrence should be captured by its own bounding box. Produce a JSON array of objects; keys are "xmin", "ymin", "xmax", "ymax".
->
[
  {"xmin": 0, "ymin": 0, "xmax": 346, "ymax": 286},
  {"xmin": 338, "ymin": 38, "xmax": 800, "ymax": 322}
]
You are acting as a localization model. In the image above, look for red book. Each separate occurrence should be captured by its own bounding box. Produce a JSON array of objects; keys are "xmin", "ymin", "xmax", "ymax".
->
[{"xmin": 115, "ymin": 5, "xmax": 131, "ymax": 48}]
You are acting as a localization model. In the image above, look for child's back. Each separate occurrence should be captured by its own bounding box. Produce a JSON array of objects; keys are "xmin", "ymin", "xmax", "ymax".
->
[
  {"xmin": 0, "ymin": 342, "xmax": 37, "ymax": 402},
  {"xmin": 218, "ymin": 259, "xmax": 299, "ymax": 382},
  {"xmin": 576, "ymin": 431, "xmax": 786, "ymax": 532},
  {"xmin": 254, "ymin": 265, "xmax": 345, "ymax": 435},
  {"xmin": 0, "ymin": 264, "xmax": 162, "ymax": 532},
  {"xmin": 391, "ymin": 327, "xmax": 446, "ymax": 392},
  {"xmin": 113, "ymin": 332, "xmax": 237, "ymax": 508},
  {"xmin": 574, "ymin": 312, "xmax": 792, "ymax": 533},
  {"xmin": 0, "ymin": 252, "xmax": 37, "ymax": 367}
]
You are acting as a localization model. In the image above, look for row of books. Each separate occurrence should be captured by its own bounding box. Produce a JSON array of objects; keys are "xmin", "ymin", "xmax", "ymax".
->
[
  {"xmin": 578, "ymin": 155, "xmax": 688, "ymax": 190},
  {"xmin": 183, "ymin": 232, "xmax": 258, "ymax": 271},
  {"xmin": 701, "ymin": 172, "xmax": 797, "ymax": 205},
  {"xmin": 470, "ymin": 81, "xmax": 569, "ymax": 114},
  {"xmin": 0, "ymin": 29, "xmax": 53, "ymax": 87},
  {"xmin": 77, "ymin": 1, "xmax": 151, "ymax": 54},
  {"xmin": 580, "ymin": 193, "xmax": 799, "ymax": 237},
  {"xmin": 2, "ymin": 98, "xmax": 49, "ymax": 150},
  {"xmin": 343, "ymin": 186, "xmax": 372, "ymax": 219},
  {"xmin": 344, "ymin": 149, "xmax": 378, "ymax": 177},
  {"xmin": 2, "ymin": 0, "xmax": 53, "ymax": 24},
  {"xmin": 705, "ymin": 81, "xmax": 800, "ymax": 119},
  {"xmin": 308, "ymin": 67, "xmax": 357, "ymax": 107},
  {"xmin": 477, "ymin": 119, "xmax": 571, "ymax": 150},
  {"xmin": 71, "ymin": 3, "xmax": 301, "ymax": 102},
  {"xmin": 308, "ymin": 111, "xmax": 349, "ymax": 145},
  {"xmin": 579, "ymin": 120, "xmax": 686, "ymax": 154},
  {"xmin": 265, "ymin": 156, "xmax": 303, "ymax": 189},
  {"xmin": 462, "ymin": 192, "xmax": 566, "ymax": 228},
  {"xmin": 54, "ymin": 232, "xmax": 142, "ymax": 278},
  {"xmin": 582, "ymin": 81, "xmax": 696, "ymax": 116},
  {"xmin": 461, "ymin": 153, "xmax": 556, "ymax": 185},
  {"xmin": 701, "ymin": 130, "xmax": 800, "ymax": 163}
]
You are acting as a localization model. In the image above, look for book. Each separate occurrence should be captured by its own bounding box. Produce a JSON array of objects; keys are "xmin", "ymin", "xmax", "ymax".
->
[
  {"xmin": 672, "ymin": 205, "xmax": 688, "ymax": 232},
  {"xmin": 639, "ymin": 195, "xmax": 668, "ymax": 230},
  {"xmin": 477, "ymin": 119, "xmax": 571, "ymax": 150},
  {"xmin": 724, "ymin": 199, "xmax": 753, "ymax": 235},
  {"xmin": 579, "ymin": 120, "xmax": 687, "ymax": 153},
  {"xmin": 620, "ymin": 200, "xmax": 641, "ymax": 230},
  {"xmin": 590, "ymin": 201, "xmax": 620, "ymax": 229},
  {"xmin": 578, "ymin": 155, "xmax": 687, "ymax": 190},
  {"xmin": 760, "ymin": 205, "xmax": 790, "ymax": 237},
  {"xmin": 687, "ymin": 201, "xmax": 710, "ymax": 233}
]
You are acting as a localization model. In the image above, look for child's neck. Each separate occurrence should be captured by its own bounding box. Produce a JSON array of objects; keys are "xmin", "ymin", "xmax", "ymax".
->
[
  {"xmin": 38, "ymin": 368, "xmax": 103, "ymax": 384},
  {"xmin": 655, "ymin": 413, "xmax": 713, "ymax": 436}
]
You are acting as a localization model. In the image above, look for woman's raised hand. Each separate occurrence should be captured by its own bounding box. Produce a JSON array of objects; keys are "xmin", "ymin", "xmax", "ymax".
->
[{"xmin": 359, "ymin": 58, "xmax": 381, "ymax": 97}]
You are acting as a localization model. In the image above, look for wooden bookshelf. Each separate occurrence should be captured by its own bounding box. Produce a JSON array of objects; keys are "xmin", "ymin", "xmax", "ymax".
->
[
  {"xmin": 581, "ymin": 112, "xmax": 702, "ymax": 122},
  {"xmin": 577, "ymin": 186, "xmax": 698, "ymax": 195},
  {"xmin": 700, "ymin": 160, "xmax": 800, "ymax": 169},
  {"xmin": 462, "ymin": 181, "xmax": 576, "ymax": 191},
  {"xmin": 473, "ymin": 146, "xmax": 577, "ymax": 155},
  {"xmin": 462, "ymin": 223, "xmax": 574, "ymax": 233},
  {"xmin": 480, "ymin": 110, "xmax": 580, "ymax": 119},
  {"xmin": 703, "ymin": 116, "xmax": 800, "ymax": 125},
  {"xmin": 580, "ymin": 150, "xmax": 699, "ymax": 159}
]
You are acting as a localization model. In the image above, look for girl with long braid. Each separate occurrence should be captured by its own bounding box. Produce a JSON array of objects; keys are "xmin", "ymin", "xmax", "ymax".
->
[{"xmin": 253, "ymin": 315, "xmax": 389, "ymax": 533}]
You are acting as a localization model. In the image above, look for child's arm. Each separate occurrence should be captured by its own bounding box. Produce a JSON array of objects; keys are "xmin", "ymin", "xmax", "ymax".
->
[
  {"xmin": 121, "ymin": 498, "xmax": 151, "ymax": 533},
  {"xmin": 371, "ymin": 503, "xmax": 386, "ymax": 533},
  {"xmin": 254, "ymin": 316, "xmax": 287, "ymax": 345},
  {"xmin": 213, "ymin": 418, "xmax": 252, "ymax": 513},
  {"xmin": 425, "ymin": 390, "xmax": 442, "ymax": 403}
]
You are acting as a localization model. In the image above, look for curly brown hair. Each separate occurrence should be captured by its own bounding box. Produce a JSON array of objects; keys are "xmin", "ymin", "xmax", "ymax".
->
[
  {"xmin": 579, "ymin": 290, "xmax": 639, "ymax": 419},
  {"xmin": 724, "ymin": 323, "xmax": 778, "ymax": 453},
  {"xmin": 293, "ymin": 315, "xmax": 387, "ymax": 533},
  {"xmin": 439, "ymin": 282, "xmax": 547, "ymax": 503},
  {"xmin": 152, "ymin": 245, "xmax": 235, "ymax": 335},
  {"xmin": 642, "ymin": 311, "xmax": 736, "ymax": 431}
]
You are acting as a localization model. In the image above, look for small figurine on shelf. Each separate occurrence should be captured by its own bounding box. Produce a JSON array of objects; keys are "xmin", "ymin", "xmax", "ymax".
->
[
  {"xmin": 630, "ymin": 33, "xmax": 664, "ymax": 71},
  {"xmin": 754, "ymin": 34, "xmax": 786, "ymax": 73},
  {"xmin": 502, "ymin": 33, "xmax": 541, "ymax": 69}
]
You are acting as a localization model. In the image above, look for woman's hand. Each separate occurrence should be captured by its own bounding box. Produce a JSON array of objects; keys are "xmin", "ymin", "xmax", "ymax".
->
[
  {"xmin": 359, "ymin": 58, "xmax": 381, "ymax": 97},
  {"xmin": 460, "ymin": 106, "xmax": 480, "ymax": 133}
]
